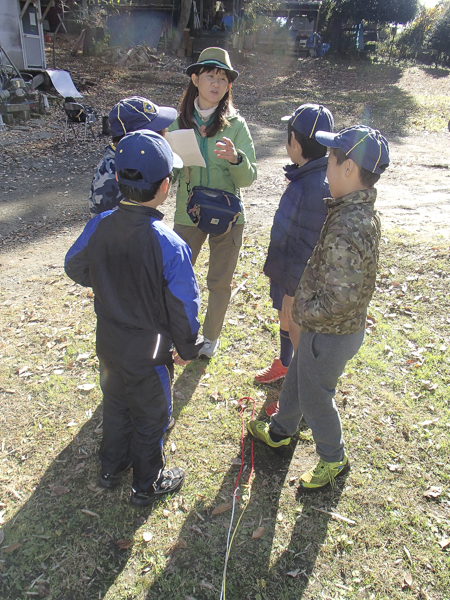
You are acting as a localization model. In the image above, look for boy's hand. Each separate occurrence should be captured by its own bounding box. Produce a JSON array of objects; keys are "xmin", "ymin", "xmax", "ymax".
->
[
  {"xmin": 214, "ymin": 137, "xmax": 239, "ymax": 164},
  {"xmin": 281, "ymin": 294, "xmax": 295, "ymax": 320},
  {"xmin": 173, "ymin": 351, "xmax": 190, "ymax": 366}
]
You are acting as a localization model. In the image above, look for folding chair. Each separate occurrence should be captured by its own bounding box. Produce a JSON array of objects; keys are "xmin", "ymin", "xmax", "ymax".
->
[{"xmin": 64, "ymin": 97, "xmax": 96, "ymax": 142}]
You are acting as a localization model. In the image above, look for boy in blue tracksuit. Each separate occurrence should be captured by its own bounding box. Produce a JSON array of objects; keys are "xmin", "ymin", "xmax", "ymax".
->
[
  {"xmin": 65, "ymin": 130, "xmax": 203, "ymax": 506},
  {"xmin": 254, "ymin": 105, "xmax": 334, "ymax": 410}
]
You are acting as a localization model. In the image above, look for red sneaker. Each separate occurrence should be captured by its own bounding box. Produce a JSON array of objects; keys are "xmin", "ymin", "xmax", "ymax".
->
[
  {"xmin": 265, "ymin": 401, "xmax": 279, "ymax": 417},
  {"xmin": 254, "ymin": 358, "xmax": 288, "ymax": 384}
]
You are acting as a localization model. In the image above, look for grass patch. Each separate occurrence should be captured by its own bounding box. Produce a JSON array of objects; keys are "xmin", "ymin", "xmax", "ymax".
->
[
  {"xmin": 1, "ymin": 230, "xmax": 449, "ymax": 600},
  {"xmin": 239, "ymin": 56, "xmax": 450, "ymax": 135}
]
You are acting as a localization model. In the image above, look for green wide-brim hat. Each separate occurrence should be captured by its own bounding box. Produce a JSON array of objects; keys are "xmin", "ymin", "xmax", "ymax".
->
[{"xmin": 186, "ymin": 47, "xmax": 239, "ymax": 81}]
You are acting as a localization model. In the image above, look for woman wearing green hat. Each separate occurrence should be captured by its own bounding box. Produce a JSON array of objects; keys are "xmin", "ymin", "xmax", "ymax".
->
[{"xmin": 170, "ymin": 47, "xmax": 257, "ymax": 359}]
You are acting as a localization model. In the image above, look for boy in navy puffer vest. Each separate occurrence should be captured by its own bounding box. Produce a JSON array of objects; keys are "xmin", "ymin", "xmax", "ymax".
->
[{"xmin": 254, "ymin": 104, "xmax": 334, "ymax": 415}]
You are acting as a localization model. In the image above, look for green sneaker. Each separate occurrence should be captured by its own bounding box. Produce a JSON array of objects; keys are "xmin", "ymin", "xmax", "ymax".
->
[
  {"xmin": 247, "ymin": 421, "xmax": 290, "ymax": 448},
  {"xmin": 299, "ymin": 456, "xmax": 350, "ymax": 491}
]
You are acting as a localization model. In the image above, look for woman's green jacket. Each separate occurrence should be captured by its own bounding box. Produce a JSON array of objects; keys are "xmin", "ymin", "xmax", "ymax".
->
[{"xmin": 168, "ymin": 112, "xmax": 257, "ymax": 227}]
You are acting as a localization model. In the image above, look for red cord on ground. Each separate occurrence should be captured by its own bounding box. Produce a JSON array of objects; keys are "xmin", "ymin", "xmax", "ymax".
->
[{"xmin": 233, "ymin": 397, "xmax": 256, "ymax": 495}]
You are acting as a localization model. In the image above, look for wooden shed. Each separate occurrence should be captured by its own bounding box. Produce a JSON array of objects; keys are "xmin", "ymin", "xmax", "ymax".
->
[{"xmin": 0, "ymin": 0, "xmax": 48, "ymax": 70}]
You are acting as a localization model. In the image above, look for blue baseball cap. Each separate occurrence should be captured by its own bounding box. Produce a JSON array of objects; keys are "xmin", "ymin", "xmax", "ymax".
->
[
  {"xmin": 109, "ymin": 96, "xmax": 177, "ymax": 137},
  {"xmin": 115, "ymin": 130, "xmax": 183, "ymax": 189},
  {"xmin": 315, "ymin": 125, "xmax": 390, "ymax": 174},
  {"xmin": 281, "ymin": 104, "xmax": 334, "ymax": 138}
]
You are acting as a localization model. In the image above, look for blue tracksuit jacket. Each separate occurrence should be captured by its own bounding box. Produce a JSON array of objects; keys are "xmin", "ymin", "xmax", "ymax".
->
[{"xmin": 65, "ymin": 201, "xmax": 202, "ymax": 363}]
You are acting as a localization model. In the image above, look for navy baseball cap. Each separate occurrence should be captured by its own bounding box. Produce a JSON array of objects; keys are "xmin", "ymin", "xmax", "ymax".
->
[
  {"xmin": 109, "ymin": 96, "xmax": 177, "ymax": 137},
  {"xmin": 315, "ymin": 125, "xmax": 390, "ymax": 174},
  {"xmin": 281, "ymin": 104, "xmax": 334, "ymax": 138},
  {"xmin": 115, "ymin": 130, "xmax": 183, "ymax": 189}
]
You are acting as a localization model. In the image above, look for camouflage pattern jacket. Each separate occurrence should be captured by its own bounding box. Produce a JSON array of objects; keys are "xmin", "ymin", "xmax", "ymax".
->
[
  {"xmin": 88, "ymin": 144, "xmax": 123, "ymax": 215},
  {"xmin": 292, "ymin": 188, "xmax": 381, "ymax": 334}
]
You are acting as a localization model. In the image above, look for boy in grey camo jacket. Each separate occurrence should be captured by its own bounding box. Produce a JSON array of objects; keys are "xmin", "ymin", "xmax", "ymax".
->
[
  {"xmin": 248, "ymin": 125, "xmax": 390, "ymax": 491},
  {"xmin": 89, "ymin": 97, "xmax": 177, "ymax": 216}
]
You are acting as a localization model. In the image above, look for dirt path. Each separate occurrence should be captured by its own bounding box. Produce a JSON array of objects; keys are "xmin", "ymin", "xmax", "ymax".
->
[{"xmin": 1, "ymin": 125, "xmax": 450, "ymax": 300}]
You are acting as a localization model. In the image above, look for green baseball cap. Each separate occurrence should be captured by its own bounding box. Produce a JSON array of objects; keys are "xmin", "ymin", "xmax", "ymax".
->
[{"xmin": 186, "ymin": 47, "xmax": 239, "ymax": 81}]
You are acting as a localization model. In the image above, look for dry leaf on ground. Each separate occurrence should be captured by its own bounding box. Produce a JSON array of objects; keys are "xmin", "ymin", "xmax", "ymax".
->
[
  {"xmin": 77, "ymin": 383, "xmax": 96, "ymax": 391},
  {"xmin": 116, "ymin": 539, "xmax": 133, "ymax": 549},
  {"xmin": 81, "ymin": 509, "xmax": 99, "ymax": 517},
  {"xmin": 87, "ymin": 482, "xmax": 104, "ymax": 493},
  {"xmin": 2, "ymin": 541, "xmax": 20, "ymax": 553},
  {"xmin": 252, "ymin": 526, "xmax": 265, "ymax": 539},
  {"xmin": 200, "ymin": 581, "xmax": 214, "ymax": 590},
  {"xmin": 420, "ymin": 381, "xmax": 438, "ymax": 391},
  {"xmin": 403, "ymin": 572, "xmax": 413, "ymax": 589},
  {"xmin": 211, "ymin": 503, "xmax": 232, "ymax": 515},
  {"xmin": 424, "ymin": 486, "xmax": 442, "ymax": 499},
  {"xmin": 418, "ymin": 587, "xmax": 433, "ymax": 600},
  {"xmin": 387, "ymin": 463, "xmax": 404, "ymax": 472},
  {"xmin": 49, "ymin": 484, "xmax": 70, "ymax": 496},
  {"xmin": 287, "ymin": 568, "xmax": 300, "ymax": 578}
]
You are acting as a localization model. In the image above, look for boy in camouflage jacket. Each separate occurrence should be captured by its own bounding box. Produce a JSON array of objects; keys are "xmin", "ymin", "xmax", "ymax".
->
[{"xmin": 248, "ymin": 125, "xmax": 390, "ymax": 491}]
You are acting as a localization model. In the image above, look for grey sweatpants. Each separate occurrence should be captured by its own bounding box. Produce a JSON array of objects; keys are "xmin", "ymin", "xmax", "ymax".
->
[{"xmin": 270, "ymin": 329, "xmax": 365, "ymax": 463}]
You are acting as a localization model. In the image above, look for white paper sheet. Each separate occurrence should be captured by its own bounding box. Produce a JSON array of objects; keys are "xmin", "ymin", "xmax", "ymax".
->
[
  {"xmin": 165, "ymin": 129, "xmax": 206, "ymax": 168},
  {"xmin": 46, "ymin": 70, "xmax": 83, "ymax": 99}
]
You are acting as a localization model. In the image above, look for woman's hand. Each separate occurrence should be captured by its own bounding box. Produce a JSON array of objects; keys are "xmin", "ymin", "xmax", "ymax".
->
[{"xmin": 214, "ymin": 137, "xmax": 239, "ymax": 164}]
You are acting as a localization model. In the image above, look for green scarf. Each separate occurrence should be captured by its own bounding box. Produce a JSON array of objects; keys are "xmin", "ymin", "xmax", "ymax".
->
[{"xmin": 193, "ymin": 109, "xmax": 216, "ymax": 187}]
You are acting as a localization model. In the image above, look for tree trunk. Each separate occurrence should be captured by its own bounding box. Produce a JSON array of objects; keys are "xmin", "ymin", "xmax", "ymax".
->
[
  {"xmin": 83, "ymin": 25, "xmax": 95, "ymax": 56},
  {"xmin": 172, "ymin": 0, "xmax": 193, "ymax": 51},
  {"xmin": 388, "ymin": 26, "xmax": 397, "ymax": 62},
  {"xmin": 328, "ymin": 17, "xmax": 342, "ymax": 54}
]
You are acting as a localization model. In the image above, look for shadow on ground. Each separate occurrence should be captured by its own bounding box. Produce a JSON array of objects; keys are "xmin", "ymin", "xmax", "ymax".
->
[
  {"xmin": 419, "ymin": 65, "xmax": 450, "ymax": 79},
  {"xmin": 0, "ymin": 363, "xmax": 205, "ymax": 600},
  {"xmin": 142, "ymin": 402, "xmax": 348, "ymax": 600}
]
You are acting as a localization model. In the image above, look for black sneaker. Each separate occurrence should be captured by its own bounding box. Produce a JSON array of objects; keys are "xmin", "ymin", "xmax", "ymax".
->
[
  {"xmin": 98, "ymin": 461, "xmax": 132, "ymax": 490},
  {"xmin": 130, "ymin": 467, "xmax": 185, "ymax": 507}
]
